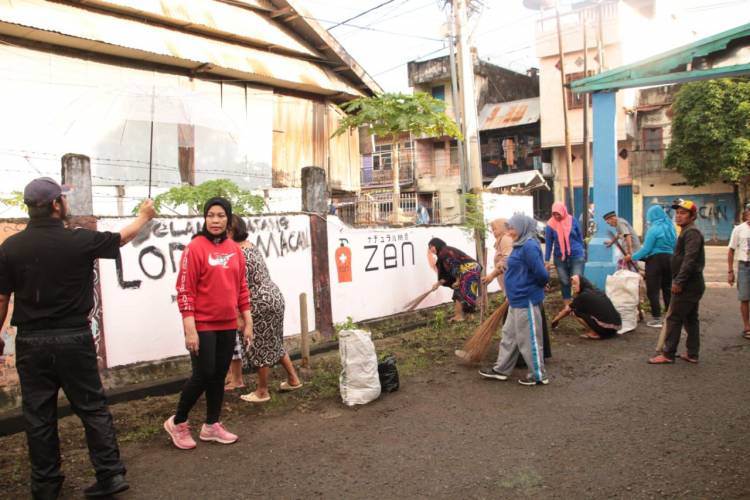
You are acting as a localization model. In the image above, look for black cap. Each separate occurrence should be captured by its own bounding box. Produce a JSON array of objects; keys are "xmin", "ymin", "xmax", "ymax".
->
[
  {"xmin": 23, "ymin": 177, "xmax": 72, "ymax": 207},
  {"xmin": 602, "ymin": 210, "xmax": 617, "ymax": 220}
]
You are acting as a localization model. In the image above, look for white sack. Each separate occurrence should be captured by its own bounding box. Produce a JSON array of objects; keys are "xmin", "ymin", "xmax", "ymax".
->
[
  {"xmin": 339, "ymin": 329, "xmax": 381, "ymax": 406},
  {"xmin": 605, "ymin": 269, "xmax": 640, "ymax": 334}
]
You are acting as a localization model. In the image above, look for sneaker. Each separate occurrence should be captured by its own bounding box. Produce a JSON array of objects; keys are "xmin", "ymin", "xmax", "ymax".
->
[
  {"xmin": 646, "ymin": 318, "xmax": 663, "ymax": 328},
  {"xmin": 200, "ymin": 422, "xmax": 238, "ymax": 444},
  {"xmin": 164, "ymin": 416, "xmax": 196, "ymax": 450},
  {"xmin": 478, "ymin": 367, "xmax": 508, "ymax": 381},
  {"xmin": 518, "ymin": 375, "xmax": 549, "ymax": 386}
]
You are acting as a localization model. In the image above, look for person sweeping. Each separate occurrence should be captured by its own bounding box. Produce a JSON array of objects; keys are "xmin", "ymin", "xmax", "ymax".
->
[
  {"xmin": 427, "ymin": 238, "xmax": 481, "ymax": 323},
  {"xmin": 479, "ymin": 214, "xmax": 549, "ymax": 386}
]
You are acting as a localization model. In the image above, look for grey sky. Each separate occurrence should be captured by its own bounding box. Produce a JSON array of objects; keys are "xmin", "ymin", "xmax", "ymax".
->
[{"xmin": 304, "ymin": 0, "xmax": 750, "ymax": 93}]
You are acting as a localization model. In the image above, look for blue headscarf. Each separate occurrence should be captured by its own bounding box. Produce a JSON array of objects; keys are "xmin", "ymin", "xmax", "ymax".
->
[
  {"xmin": 508, "ymin": 214, "xmax": 538, "ymax": 247},
  {"xmin": 646, "ymin": 204, "xmax": 676, "ymax": 248}
]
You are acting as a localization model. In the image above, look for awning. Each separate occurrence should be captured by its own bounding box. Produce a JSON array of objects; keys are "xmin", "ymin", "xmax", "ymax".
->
[
  {"xmin": 487, "ymin": 170, "xmax": 549, "ymax": 193},
  {"xmin": 571, "ymin": 22, "xmax": 750, "ymax": 93},
  {"xmin": 478, "ymin": 97, "xmax": 540, "ymax": 132}
]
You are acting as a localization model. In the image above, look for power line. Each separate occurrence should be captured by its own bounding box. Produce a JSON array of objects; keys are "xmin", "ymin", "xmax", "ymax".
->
[
  {"xmin": 328, "ymin": 0, "xmax": 398, "ymax": 30},
  {"xmin": 371, "ymin": 45, "xmax": 448, "ymax": 76}
]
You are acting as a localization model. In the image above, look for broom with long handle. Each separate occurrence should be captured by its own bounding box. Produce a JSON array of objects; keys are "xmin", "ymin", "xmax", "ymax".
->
[
  {"xmin": 403, "ymin": 286, "xmax": 438, "ymax": 312},
  {"xmin": 455, "ymin": 299, "xmax": 509, "ymax": 363},
  {"xmin": 655, "ymin": 301, "xmax": 673, "ymax": 353}
]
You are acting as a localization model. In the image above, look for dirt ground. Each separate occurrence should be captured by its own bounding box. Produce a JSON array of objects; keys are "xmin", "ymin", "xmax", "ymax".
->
[{"xmin": 2, "ymin": 282, "xmax": 750, "ymax": 499}]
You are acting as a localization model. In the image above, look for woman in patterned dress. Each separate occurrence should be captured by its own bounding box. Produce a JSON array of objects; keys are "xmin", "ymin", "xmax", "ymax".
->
[
  {"xmin": 427, "ymin": 237, "xmax": 482, "ymax": 323},
  {"xmin": 230, "ymin": 216, "xmax": 302, "ymax": 403}
]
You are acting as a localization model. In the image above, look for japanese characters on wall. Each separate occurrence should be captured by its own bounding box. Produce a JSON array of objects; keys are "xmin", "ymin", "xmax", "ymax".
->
[{"xmin": 327, "ymin": 219, "xmax": 476, "ymax": 323}]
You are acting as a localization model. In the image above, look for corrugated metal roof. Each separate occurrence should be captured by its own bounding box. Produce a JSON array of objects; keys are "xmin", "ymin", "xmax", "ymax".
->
[
  {"xmin": 478, "ymin": 97, "xmax": 540, "ymax": 131},
  {"xmin": 0, "ymin": 0, "xmax": 380, "ymax": 99}
]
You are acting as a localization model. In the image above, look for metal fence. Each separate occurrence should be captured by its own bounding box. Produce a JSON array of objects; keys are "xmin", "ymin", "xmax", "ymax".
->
[{"xmin": 335, "ymin": 191, "xmax": 442, "ymax": 226}]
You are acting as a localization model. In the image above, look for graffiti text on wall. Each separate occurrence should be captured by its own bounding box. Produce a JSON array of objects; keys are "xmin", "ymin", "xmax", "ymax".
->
[
  {"xmin": 117, "ymin": 216, "xmax": 310, "ymax": 289},
  {"xmin": 644, "ymin": 194, "xmax": 736, "ymax": 243}
]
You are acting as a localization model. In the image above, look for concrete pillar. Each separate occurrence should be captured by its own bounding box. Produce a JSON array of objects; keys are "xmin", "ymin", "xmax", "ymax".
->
[
  {"xmin": 584, "ymin": 92, "xmax": 618, "ymax": 289},
  {"xmin": 301, "ymin": 166, "xmax": 334, "ymax": 339},
  {"xmin": 61, "ymin": 153, "xmax": 93, "ymax": 216},
  {"xmin": 60, "ymin": 153, "xmax": 107, "ymax": 368}
]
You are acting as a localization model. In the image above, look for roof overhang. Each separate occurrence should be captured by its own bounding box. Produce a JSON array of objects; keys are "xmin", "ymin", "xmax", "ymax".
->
[
  {"xmin": 0, "ymin": 0, "xmax": 381, "ymax": 100},
  {"xmin": 487, "ymin": 170, "xmax": 549, "ymax": 193},
  {"xmin": 572, "ymin": 22, "xmax": 750, "ymax": 94}
]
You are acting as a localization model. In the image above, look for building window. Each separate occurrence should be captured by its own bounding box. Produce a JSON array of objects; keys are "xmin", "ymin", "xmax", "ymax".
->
[
  {"xmin": 431, "ymin": 85, "xmax": 445, "ymax": 101},
  {"xmin": 642, "ymin": 127, "xmax": 663, "ymax": 151},
  {"xmin": 565, "ymin": 71, "xmax": 594, "ymax": 109},
  {"xmin": 373, "ymin": 144, "xmax": 392, "ymax": 170}
]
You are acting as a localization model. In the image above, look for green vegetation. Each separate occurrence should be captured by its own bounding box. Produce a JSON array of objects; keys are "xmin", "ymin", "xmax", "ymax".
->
[
  {"xmin": 666, "ymin": 79, "xmax": 750, "ymax": 207},
  {"xmin": 0, "ymin": 191, "xmax": 27, "ymax": 213},
  {"xmin": 135, "ymin": 179, "xmax": 265, "ymax": 215}
]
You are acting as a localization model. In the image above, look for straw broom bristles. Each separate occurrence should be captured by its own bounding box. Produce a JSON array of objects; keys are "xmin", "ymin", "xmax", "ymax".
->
[
  {"xmin": 456, "ymin": 299, "xmax": 509, "ymax": 363},
  {"xmin": 403, "ymin": 287, "xmax": 437, "ymax": 312}
]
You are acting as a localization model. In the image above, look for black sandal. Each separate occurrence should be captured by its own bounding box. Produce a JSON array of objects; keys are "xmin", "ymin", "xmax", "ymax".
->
[{"xmin": 743, "ymin": 330, "xmax": 750, "ymax": 340}]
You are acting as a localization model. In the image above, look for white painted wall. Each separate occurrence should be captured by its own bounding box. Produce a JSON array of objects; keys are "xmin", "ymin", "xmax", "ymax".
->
[
  {"xmin": 326, "ymin": 194, "xmax": 533, "ymax": 324},
  {"xmin": 327, "ymin": 217, "xmax": 476, "ymax": 323},
  {"xmin": 98, "ymin": 215, "xmax": 314, "ymax": 367}
]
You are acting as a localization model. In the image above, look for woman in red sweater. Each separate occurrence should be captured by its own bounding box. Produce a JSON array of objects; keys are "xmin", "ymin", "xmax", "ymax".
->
[{"xmin": 164, "ymin": 197, "xmax": 252, "ymax": 450}]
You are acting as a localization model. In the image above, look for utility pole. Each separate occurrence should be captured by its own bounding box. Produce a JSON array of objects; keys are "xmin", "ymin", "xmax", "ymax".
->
[
  {"xmin": 597, "ymin": 1, "xmax": 605, "ymax": 72},
  {"xmin": 448, "ymin": 16, "xmax": 467, "ymax": 196},
  {"xmin": 453, "ymin": 0, "xmax": 487, "ymax": 316},
  {"xmin": 582, "ymin": 15, "xmax": 590, "ymax": 238},
  {"xmin": 454, "ymin": 0, "xmax": 482, "ymax": 194},
  {"xmin": 555, "ymin": 3, "xmax": 574, "ymax": 212}
]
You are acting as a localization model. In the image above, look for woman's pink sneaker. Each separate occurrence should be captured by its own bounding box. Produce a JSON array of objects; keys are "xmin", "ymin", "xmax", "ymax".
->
[
  {"xmin": 163, "ymin": 416, "xmax": 197, "ymax": 450},
  {"xmin": 199, "ymin": 422, "xmax": 238, "ymax": 444}
]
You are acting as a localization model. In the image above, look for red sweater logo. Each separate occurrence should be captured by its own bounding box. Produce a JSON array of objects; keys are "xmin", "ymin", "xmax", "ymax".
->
[{"xmin": 208, "ymin": 253, "xmax": 235, "ymax": 268}]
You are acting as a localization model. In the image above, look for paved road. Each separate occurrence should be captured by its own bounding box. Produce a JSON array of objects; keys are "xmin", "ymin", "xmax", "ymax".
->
[{"xmin": 113, "ymin": 284, "xmax": 749, "ymax": 499}]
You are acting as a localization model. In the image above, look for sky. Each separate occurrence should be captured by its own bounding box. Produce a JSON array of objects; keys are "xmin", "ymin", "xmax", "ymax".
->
[{"xmin": 304, "ymin": 0, "xmax": 750, "ymax": 93}]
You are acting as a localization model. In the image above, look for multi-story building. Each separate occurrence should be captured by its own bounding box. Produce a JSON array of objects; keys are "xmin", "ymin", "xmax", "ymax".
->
[
  {"xmin": 534, "ymin": 0, "xmax": 695, "ymax": 226},
  {"xmin": 629, "ymin": 85, "xmax": 736, "ymax": 241},
  {"xmin": 345, "ymin": 52, "xmax": 540, "ymax": 225}
]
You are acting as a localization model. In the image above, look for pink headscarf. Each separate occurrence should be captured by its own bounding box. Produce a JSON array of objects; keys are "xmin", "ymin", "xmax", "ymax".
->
[{"xmin": 547, "ymin": 201, "xmax": 573, "ymax": 260}]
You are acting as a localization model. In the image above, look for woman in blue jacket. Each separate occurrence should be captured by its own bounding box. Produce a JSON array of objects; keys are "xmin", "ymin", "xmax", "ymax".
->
[
  {"xmin": 625, "ymin": 204, "xmax": 676, "ymax": 328},
  {"xmin": 480, "ymin": 214, "xmax": 550, "ymax": 386},
  {"xmin": 545, "ymin": 202, "xmax": 586, "ymax": 305}
]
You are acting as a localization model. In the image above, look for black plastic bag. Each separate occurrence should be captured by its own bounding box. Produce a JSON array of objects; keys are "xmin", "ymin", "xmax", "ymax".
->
[{"xmin": 377, "ymin": 355, "xmax": 400, "ymax": 393}]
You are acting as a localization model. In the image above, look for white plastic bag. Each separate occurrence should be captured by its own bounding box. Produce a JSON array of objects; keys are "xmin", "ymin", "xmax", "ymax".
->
[
  {"xmin": 339, "ymin": 329, "xmax": 381, "ymax": 406},
  {"xmin": 605, "ymin": 269, "xmax": 640, "ymax": 334}
]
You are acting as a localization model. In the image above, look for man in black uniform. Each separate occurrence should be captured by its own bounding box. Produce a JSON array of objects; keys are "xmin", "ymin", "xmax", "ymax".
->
[
  {"xmin": 649, "ymin": 198, "xmax": 705, "ymax": 364},
  {"xmin": 0, "ymin": 177, "xmax": 155, "ymax": 499}
]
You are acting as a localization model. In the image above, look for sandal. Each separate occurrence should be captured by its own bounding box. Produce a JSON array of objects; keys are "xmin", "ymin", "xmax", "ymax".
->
[
  {"xmin": 579, "ymin": 332, "xmax": 601, "ymax": 340},
  {"xmin": 679, "ymin": 353, "xmax": 699, "ymax": 364},
  {"xmin": 742, "ymin": 330, "xmax": 750, "ymax": 340},
  {"xmin": 224, "ymin": 384, "xmax": 246, "ymax": 392},
  {"xmin": 240, "ymin": 392, "xmax": 270, "ymax": 403},
  {"xmin": 648, "ymin": 354, "xmax": 675, "ymax": 364},
  {"xmin": 279, "ymin": 381, "xmax": 303, "ymax": 392}
]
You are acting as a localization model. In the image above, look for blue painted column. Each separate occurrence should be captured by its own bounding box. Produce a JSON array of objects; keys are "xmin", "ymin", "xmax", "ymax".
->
[{"xmin": 584, "ymin": 91, "xmax": 618, "ymax": 289}]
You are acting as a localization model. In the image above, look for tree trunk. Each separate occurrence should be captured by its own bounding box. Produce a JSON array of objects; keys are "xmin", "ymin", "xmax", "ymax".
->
[
  {"xmin": 392, "ymin": 138, "xmax": 402, "ymax": 225},
  {"xmin": 734, "ymin": 182, "xmax": 741, "ymax": 223}
]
